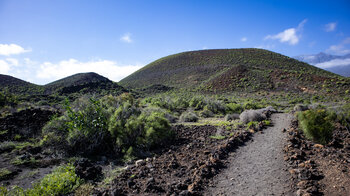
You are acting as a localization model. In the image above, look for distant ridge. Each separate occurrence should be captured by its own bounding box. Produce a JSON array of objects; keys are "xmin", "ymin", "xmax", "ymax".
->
[
  {"xmin": 45, "ymin": 72, "xmax": 110, "ymax": 89},
  {"xmin": 294, "ymin": 52, "xmax": 350, "ymax": 77},
  {"xmin": 0, "ymin": 72, "xmax": 127, "ymax": 97}
]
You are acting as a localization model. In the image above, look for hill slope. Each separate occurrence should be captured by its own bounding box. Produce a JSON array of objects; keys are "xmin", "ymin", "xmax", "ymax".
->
[
  {"xmin": 0, "ymin": 74, "xmax": 43, "ymax": 94},
  {"xmin": 120, "ymin": 48, "xmax": 349, "ymax": 94},
  {"xmin": 0, "ymin": 72, "xmax": 128, "ymax": 101},
  {"xmin": 44, "ymin": 72, "xmax": 127, "ymax": 95}
]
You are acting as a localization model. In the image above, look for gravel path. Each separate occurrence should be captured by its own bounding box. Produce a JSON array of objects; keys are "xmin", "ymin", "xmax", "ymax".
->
[{"xmin": 206, "ymin": 113, "xmax": 294, "ymax": 196}]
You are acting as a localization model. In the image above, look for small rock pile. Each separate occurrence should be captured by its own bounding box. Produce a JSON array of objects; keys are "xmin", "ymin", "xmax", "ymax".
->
[
  {"xmin": 74, "ymin": 158, "xmax": 102, "ymax": 182},
  {"xmin": 283, "ymin": 121, "xmax": 324, "ymax": 196}
]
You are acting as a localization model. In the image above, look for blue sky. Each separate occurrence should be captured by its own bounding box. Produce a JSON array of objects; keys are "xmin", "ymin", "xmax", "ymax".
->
[{"xmin": 0, "ymin": 0, "xmax": 350, "ymax": 84}]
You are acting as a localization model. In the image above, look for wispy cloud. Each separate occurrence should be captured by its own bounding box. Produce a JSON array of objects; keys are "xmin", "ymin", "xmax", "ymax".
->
[
  {"xmin": 6, "ymin": 58, "xmax": 19, "ymax": 66},
  {"xmin": 0, "ymin": 44, "xmax": 31, "ymax": 56},
  {"xmin": 0, "ymin": 60, "xmax": 10, "ymax": 74},
  {"xmin": 324, "ymin": 22, "xmax": 337, "ymax": 32},
  {"xmin": 326, "ymin": 37, "xmax": 350, "ymax": 55},
  {"xmin": 120, "ymin": 33, "xmax": 133, "ymax": 43},
  {"xmin": 264, "ymin": 19, "xmax": 307, "ymax": 45},
  {"xmin": 315, "ymin": 58, "xmax": 350, "ymax": 69},
  {"xmin": 241, "ymin": 37, "xmax": 247, "ymax": 42},
  {"xmin": 255, "ymin": 44, "xmax": 275, "ymax": 50},
  {"xmin": 36, "ymin": 59, "xmax": 142, "ymax": 83}
]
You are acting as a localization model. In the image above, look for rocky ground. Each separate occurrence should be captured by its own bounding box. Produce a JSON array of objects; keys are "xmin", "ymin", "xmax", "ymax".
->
[
  {"xmin": 94, "ymin": 125, "xmax": 254, "ymax": 195},
  {"xmin": 1, "ymin": 108, "xmax": 349, "ymax": 196},
  {"xmin": 284, "ymin": 118, "xmax": 350, "ymax": 196}
]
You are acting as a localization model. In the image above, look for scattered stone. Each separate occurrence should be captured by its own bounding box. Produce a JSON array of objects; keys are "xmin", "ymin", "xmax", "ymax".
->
[
  {"xmin": 74, "ymin": 158, "xmax": 102, "ymax": 181},
  {"xmin": 135, "ymin": 159, "xmax": 145, "ymax": 166}
]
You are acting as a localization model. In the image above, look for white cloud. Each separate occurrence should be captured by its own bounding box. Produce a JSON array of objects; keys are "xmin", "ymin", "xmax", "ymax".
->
[
  {"xmin": 0, "ymin": 60, "xmax": 10, "ymax": 74},
  {"xmin": 241, "ymin": 37, "xmax": 247, "ymax": 42},
  {"xmin": 324, "ymin": 22, "xmax": 337, "ymax": 32},
  {"xmin": 6, "ymin": 58, "xmax": 19, "ymax": 66},
  {"xmin": 264, "ymin": 19, "xmax": 307, "ymax": 45},
  {"xmin": 0, "ymin": 44, "xmax": 31, "ymax": 56},
  {"xmin": 326, "ymin": 37, "xmax": 350, "ymax": 55},
  {"xmin": 255, "ymin": 44, "xmax": 275, "ymax": 50},
  {"xmin": 315, "ymin": 58, "xmax": 350, "ymax": 69},
  {"xmin": 36, "ymin": 59, "xmax": 142, "ymax": 82},
  {"xmin": 120, "ymin": 33, "xmax": 133, "ymax": 43}
]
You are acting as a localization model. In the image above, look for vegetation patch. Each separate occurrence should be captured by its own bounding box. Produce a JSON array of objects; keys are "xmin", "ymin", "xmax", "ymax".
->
[
  {"xmin": 0, "ymin": 168, "xmax": 13, "ymax": 181},
  {"xmin": 297, "ymin": 109, "xmax": 335, "ymax": 145},
  {"xmin": 0, "ymin": 164, "xmax": 82, "ymax": 196},
  {"xmin": 209, "ymin": 135, "xmax": 226, "ymax": 140}
]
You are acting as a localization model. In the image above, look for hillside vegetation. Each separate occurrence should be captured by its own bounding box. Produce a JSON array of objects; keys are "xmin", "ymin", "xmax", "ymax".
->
[
  {"xmin": 120, "ymin": 48, "xmax": 350, "ymax": 96},
  {"xmin": 0, "ymin": 72, "xmax": 127, "ymax": 106}
]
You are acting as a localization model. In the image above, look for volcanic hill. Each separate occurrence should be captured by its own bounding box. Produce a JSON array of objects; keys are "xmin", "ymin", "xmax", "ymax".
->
[
  {"xmin": 120, "ymin": 48, "xmax": 350, "ymax": 95},
  {"xmin": 0, "ymin": 72, "xmax": 127, "ymax": 100}
]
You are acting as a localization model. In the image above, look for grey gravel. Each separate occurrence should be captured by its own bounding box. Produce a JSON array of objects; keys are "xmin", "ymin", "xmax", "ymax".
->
[{"xmin": 206, "ymin": 113, "xmax": 294, "ymax": 196}]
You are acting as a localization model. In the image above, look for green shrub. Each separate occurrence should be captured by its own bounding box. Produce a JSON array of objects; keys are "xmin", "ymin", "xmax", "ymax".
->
[
  {"xmin": 246, "ymin": 121, "xmax": 259, "ymax": 130},
  {"xmin": 262, "ymin": 120, "xmax": 271, "ymax": 126},
  {"xmin": 179, "ymin": 111, "xmax": 199, "ymax": 122},
  {"xmin": 189, "ymin": 96, "xmax": 205, "ymax": 110},
  {"xmin": 204, "ymin": 99, "xmax": 226, "ymax": 114},
  {"xmin": 65, "ymin": 97, "xmax": 112, "ymax": 155},
  {"xmin": 199, "ymin": 109, "xmax": 214, "ymax": 118},
  {"xmin": 243, "ymin": 101, "xmax": 264, "ymax": 110},
  {"xmin": 109, "ymin": 103, "xmax": 173, "ymax": 153},
  {"xmin": 226, "ymin": 103, "xmax": 243, "ymax": 114},
  {"xmin": 42, "ymin": 94, "xmax": 174, "ymax": 158},
  {"xmin": 0, "ymin": 168, "xmax": 12, "ymax": 181},
  {"xmin": 298, "ymin": 109, "xmax": 334, "ymax": 144},
  {"xmin": 27, "ymin": 164, "xmax": 82, "ymax": 195},
  {"xmin": 0, "ymin": 164, "xmax": 81, "ymax": 196},
  {"xmin": 140, "ymin": 111, "xmax": 173, "ymax": 149},
  {"xmin": 108, "ymin": 102, "xmax": 141, "ymax": 151}
]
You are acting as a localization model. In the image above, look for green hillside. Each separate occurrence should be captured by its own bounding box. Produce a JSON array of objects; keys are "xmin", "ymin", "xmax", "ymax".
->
[
  {"xmin": 43, "ymin": 72, "xmax": 126, "ymax": 95},
  {"xmin": 0, "ymin": 72, "xmax": 128, "ymax": 103},
  {"xmin": 120, "ymin": 48, "xmax": 350, "ymax": 95},
  {"xmin": 0, "ymin": 74, "xmax": 44, "ymax": 94}
]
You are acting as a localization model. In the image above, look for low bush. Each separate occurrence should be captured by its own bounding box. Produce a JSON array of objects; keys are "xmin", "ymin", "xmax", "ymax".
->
[
  {"xmin": 243, "ymin": 101, "xmax": 264, "ymax": 110},
  {"xmin": 179, "ymin": 111, "xmax": 199, "ymax": 122},
  {"xmin": 204, "ymin": 99, "xmax": 226, "ymax": 114},
  {"xmin": 226, "ymin": 103, "xmax": 243, "ymax": 114},
  {"xmin": 298, "ymin": 109, "xmax": 335, "ymax": 144},
  {"xmin": 189, "ymin": 96, "xmax": 205, "ymax": 110},
  {"xmin": 246, "ymin": 121, "xmax": 259, "ymax": 130},
  {"xmin": 225, "ymin": 113, "xmax": 240, "ymax": 121},
  {"xmin": 293, "ymin": 104, "xmax": 309, "ymax": 112},
  {"xmin": 42, "ymin": 93, "xmax": 174, "ymax": 158},
  {"xmin": 239, "ymin": 109, "xmax": 266, "ymax": 124},
  {"xmin": 27, "ymin": 164, "xmax": 82, "ymax": 195},
  {"xmin": 0, "ymin": 168, "xmax": 12, "ymax": 181},
  {"xmin": 0, "ymin": 164, "xmax": 82, "ymax": 196},
  {"xmin": 109, "ymin": 101, "xmax": 173, "ymax": 154},
  {"xmin": 199, "ymin": 109, "xmax": 214, "ymax": 118}
]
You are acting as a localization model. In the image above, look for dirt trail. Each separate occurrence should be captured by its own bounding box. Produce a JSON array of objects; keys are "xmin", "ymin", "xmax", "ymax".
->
[{"xmin": 206, "ymin": 113, "xmax": 294, "ymax": 196}]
